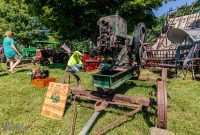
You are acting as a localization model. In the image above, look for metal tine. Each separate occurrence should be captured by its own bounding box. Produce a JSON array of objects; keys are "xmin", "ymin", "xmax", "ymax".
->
[
  {"xmin": 184, "ymin": 4, "xmax": 195, "ymax": 29},
  {"xmin": 166, "ymin": 8, "xmax": 173, "ymax": 26},
  {"xmin": 170, "ymin": 6, "xmax": 180, "ymax": 26},
  {"xmin": 177, "ymin": 3, "xmax": 188, "ymax": 28},
  {"xmin": 193, "ymin": 3, "xmax": 200, "ymax": 28}
]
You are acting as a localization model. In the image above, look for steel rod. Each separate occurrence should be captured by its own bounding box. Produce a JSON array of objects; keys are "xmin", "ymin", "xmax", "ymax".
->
[
  {"xmin": 177, "ymin": 3, "xmax": 188, "ymax": 28},
  {"xmin": 79, "ymin": 111, "xmax": 101, "ymax": 135}
]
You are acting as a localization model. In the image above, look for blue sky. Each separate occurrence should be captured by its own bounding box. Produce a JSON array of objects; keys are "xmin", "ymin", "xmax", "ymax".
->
[{"xmin": 153, "ymin": 0, "xmax": 197, "ymax": 17}]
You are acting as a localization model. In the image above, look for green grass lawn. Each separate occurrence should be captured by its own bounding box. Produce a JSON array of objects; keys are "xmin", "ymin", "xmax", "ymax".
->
[{"xmin": 0, "ymin": 63, "xmax": 200, "ymax": 135}]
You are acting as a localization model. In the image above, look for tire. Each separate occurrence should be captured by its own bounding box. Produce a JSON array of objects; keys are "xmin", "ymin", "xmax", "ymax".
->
[{"xmin": 42, "ymin": 59, "xmax": 50, "ymax": 66}]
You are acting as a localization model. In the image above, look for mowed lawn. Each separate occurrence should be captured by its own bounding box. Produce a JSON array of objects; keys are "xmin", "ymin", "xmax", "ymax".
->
[{"xmin": 0, "ymin": 63, "xmax": 200, "ymax": 135}]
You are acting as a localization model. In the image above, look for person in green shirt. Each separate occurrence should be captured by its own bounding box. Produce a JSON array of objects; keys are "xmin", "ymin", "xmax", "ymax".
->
[
  {"xmin": 3, "ymin": 31, "xmax": 21, "ymax": 73},
  {"xmin": 66, "ymin": 51, "xmax": 83, "ymax": 72}
]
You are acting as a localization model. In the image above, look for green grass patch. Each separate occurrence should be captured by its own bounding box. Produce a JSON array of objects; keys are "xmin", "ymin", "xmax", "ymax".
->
[{"xmin": 0, "ymin": 64, "xmax": 200, "ymax": 135}]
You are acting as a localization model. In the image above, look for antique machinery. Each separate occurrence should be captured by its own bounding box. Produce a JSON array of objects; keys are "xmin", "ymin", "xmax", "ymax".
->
[
  {"xmin": 96, "ymin": 14, "xmax": 146, "ymax": 71},
  {"xmin": 60, "ymin": 14, "xmax": 168, "ymax": 135},
  {"xmin": 139, "ymin": 3, "xmax": 200, "ymax": 79},
  {"xmin": 33, "ymin": 41, "xmax": 69, "ymax": 66}
]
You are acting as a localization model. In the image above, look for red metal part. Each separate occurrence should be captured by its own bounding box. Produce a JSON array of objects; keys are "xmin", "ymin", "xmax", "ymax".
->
[
  {"xmin": 82, "ymin": 55, "xmax": 102, "ymax": 71},
  {"xmin": 61, "ymin": 68, "xmax": 168, "ymax": 132},
  {"xmin": 70, "ymin": 89, "xmax": 151, "ymax": 107},
  {"xmin": 84, "ymin": 60, "xmax": 102, "ymax": 71},
  {"xmin": 36, "ymin": 49, "xmax": 42, "ymax": 59},
  {"xmin": 82, "ymin": 55, "xmax": 91, "ymax": 63}
]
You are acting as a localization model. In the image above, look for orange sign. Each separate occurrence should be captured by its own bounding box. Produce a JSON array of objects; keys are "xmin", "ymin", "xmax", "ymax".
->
[{"xmin": 41, "ymin": 82, "xmax": 69, "ymax": 119}]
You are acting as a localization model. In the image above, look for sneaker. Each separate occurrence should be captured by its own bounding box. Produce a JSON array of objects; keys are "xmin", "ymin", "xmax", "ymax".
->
[{"xmin": 8, "ymin": 69, "xmax": 15, "ymax": 74}]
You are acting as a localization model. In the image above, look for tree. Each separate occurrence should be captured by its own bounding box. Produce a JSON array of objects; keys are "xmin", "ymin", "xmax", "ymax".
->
[
  {"xmin": 26, "ymin": 0, "xmax": 166, "ymax": 42},
  {"xmin": 0, "ymin": 0, "xmax": 48, "ymax": 47}
]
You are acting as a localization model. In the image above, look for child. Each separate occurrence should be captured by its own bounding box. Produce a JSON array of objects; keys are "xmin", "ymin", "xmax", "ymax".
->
[{"xmin": 3, "ymin": 31, "xmax": 21, "ymax": 73}]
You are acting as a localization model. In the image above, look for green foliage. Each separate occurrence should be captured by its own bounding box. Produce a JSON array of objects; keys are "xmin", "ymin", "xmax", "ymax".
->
[
  {"xmin": 147, "ymin": 15, "xmax": 166, "ymax": 43},
  {"xmin": 68, "ymin": 39, "xmax": 91, "ymax": 52},
  {"xmin": 0, "ymin": 0, "xmax": 48, "ymax": 47},
  {"xmin": 26, "ymin": 0, "xmax": 166, "ymax": 42}
]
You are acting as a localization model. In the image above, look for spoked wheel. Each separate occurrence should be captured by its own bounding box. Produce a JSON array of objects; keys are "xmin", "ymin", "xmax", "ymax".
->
[
  {"xmin": 134, "ymin": 22, "xmax": 147, "ymax": 48},
  {"xmin": 157, "ymin": 80, "xmax": 167, "ymax": 129},
  {"xmin": 134, "ymin": 22, "xmax": 147, "ymax": 63},
  {"xmin": 60, "ymin": 72, "xmax": 81, "ymax": 90}
]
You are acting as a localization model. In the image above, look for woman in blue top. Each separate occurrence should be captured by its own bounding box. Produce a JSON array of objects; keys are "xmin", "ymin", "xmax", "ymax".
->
[{"xmin": 3, "ymin": 31, "xmax": 21, "ymax": 73}]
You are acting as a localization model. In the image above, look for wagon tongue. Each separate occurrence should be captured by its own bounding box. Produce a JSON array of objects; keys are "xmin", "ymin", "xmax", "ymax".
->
[{"xmin": 78, "ymin": 102, "xmax": 108, "ymax": 135}]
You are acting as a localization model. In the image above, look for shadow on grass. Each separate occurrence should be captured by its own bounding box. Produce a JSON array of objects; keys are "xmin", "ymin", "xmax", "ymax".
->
[
  {"xmin": 16, "ymin": 63, "xmax": 33, "ymax": 68},
  {"xmin": 151, "ymin": 68, "xmax": 177, "ymax": 79},
  {"xmin": 80, "ymin": 105, "xmax": 132, "ymax": 135},
  {"xmin": 0, "ymin": 72, "xmax": 9, "ymax": 77},
  {"xmin": 113, "ymin": 81, "xmax": 136, "ymax": 94},
  {"xmin": 142, "ymin": 107, "xmax": 156, "ymax": 128},
  {"xmin": 46, "ymin": 63, "xmax": 66, "ymax": 70},
  {"xmin": 63, "ymin": 95, "xmax": 73, "ymax": 115},
  {"xmin": 114, "ymin": 81, "xmax": 156, "ymax": 94},
  {"xmin": 88, "ymin": 111, "xmax": 135, "ymax": 134},
  {"xmin": 16, "ymin": 69, "xmax": 31, "ymax": 73}
]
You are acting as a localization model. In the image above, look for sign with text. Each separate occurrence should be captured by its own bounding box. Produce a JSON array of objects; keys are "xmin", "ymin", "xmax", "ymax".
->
[{"xmin": 41, "ymin": 82, "xmax": 69, "ymax": 119}]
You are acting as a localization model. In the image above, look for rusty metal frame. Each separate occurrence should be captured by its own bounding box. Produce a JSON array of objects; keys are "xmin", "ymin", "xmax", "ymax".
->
[{"xmin": 61, "ymin": 68, "xmax": 168, "ymax": 135}]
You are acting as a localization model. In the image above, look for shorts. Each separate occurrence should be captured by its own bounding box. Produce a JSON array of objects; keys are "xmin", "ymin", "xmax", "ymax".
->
[
  {"xmin": 68, "ymin": 64, "xmax": 82, "ymax": 72},
  {"xmin": 8, "ymin": 54, "xmax": 21, "ymax": 60}
]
